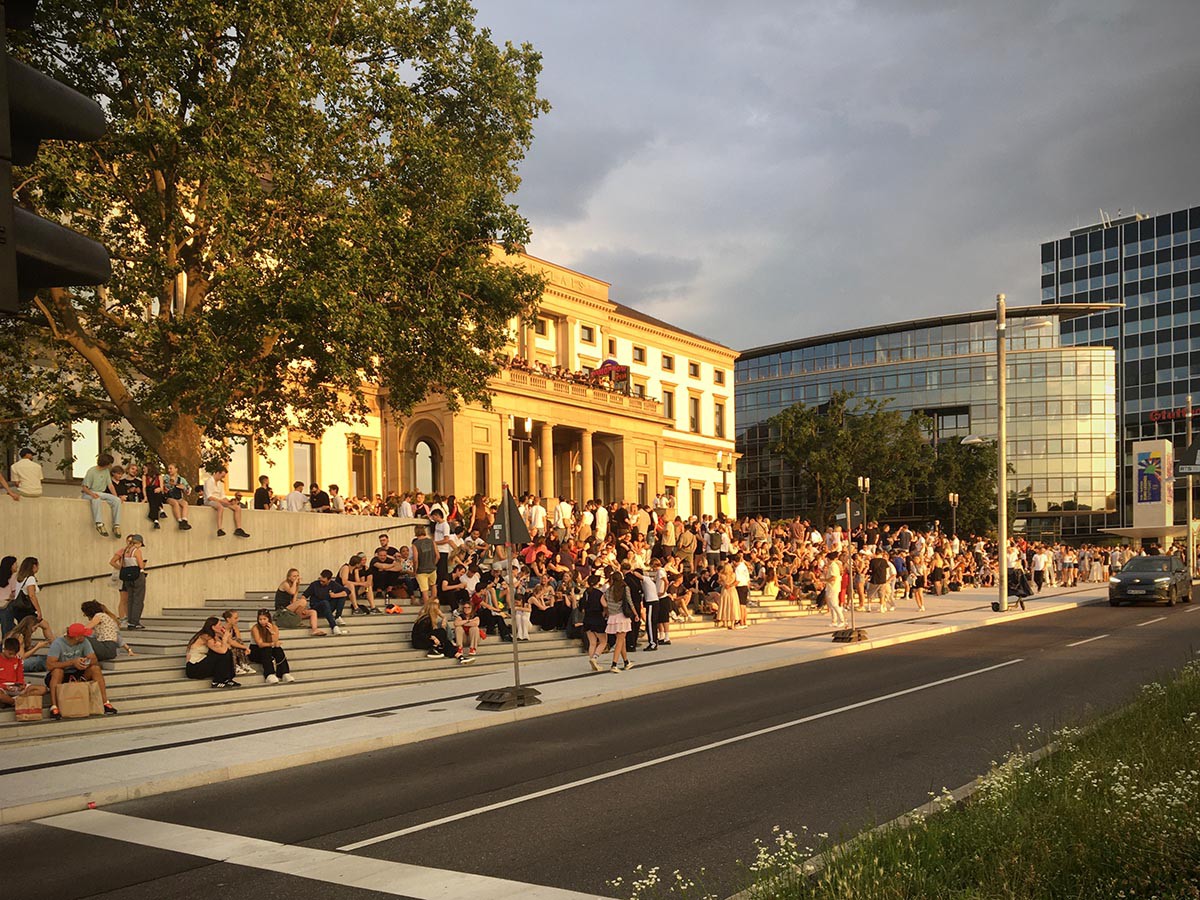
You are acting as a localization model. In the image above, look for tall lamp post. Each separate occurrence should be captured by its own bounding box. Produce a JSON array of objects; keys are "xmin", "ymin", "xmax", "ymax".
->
[
  {"xmin": 857, "ymin": 476, "xmax": 870, "ymax": 535},
  {"xmin": 716, "ymin": 450, "xmax": 734, "ymax": 518},
  {"xmin": 948, "ymin": 492, "xmax": 959, "ymax": 539}
]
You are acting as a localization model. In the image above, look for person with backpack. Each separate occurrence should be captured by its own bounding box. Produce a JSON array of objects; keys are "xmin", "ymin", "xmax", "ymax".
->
[{"xmin": 109, "ymin": 534, "xmax": 147, "ymax": 630}]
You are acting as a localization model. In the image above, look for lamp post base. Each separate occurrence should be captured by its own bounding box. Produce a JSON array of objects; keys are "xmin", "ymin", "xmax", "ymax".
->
[
  {"xmin": 476, "ymin": 686, "xmax": 542, "ymax": 711},
  {"xmin": 832, "ymin": 627, "xmax": 868, "ymax": 643}
]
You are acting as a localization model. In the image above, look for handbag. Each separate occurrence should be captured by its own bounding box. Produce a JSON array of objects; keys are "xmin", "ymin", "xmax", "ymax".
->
[
  {"xmin": 10, "ymin": 587, "xmax": 36, "ymax": 621},
  {"xmin": 58, "ymin": 680, "xmax": 93, "ymax": 718},
  {"xmin": 119, "ymin": 565, "xmax": 141, "ymax": 584}
]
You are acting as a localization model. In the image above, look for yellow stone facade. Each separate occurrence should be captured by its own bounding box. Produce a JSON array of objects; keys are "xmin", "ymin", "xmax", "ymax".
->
[{"xmin": 384, "ymin": 252, "xmax": 738, "ymax": 517}]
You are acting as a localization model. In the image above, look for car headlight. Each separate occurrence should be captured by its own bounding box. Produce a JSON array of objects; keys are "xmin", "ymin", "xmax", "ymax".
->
[
  {"xmin": 1154, "ymin": 577, "xmax": 1171, "ymax": 583},
  {"xmin": 1109, "ymin": 577, "xmax": 1120, "ymax": 584}
]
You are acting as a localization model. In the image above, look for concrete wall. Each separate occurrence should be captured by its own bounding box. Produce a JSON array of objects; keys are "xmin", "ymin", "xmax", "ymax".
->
[{"xmin": 1, "ymin": 497, "xmax": 421, "ymax": 632}]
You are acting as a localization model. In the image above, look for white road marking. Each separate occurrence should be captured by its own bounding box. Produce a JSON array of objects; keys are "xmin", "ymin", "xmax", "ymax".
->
[
  {"xmin": 339, "ymin": 658, "xmax": 1025, "ymax": 851},
  {"xmin": 1066, "ymin": 634, "xmax": 1109, "ymax": 647},
  {"xmin": 1136, "ymin": 617, "xmax": 1167, "ymax": 627},
  {"xmin": 36, "ymin": 809, "xmax": 610, "ymax": 900},
  {"xmin": 1184, "ymin": 605, "xmax": 1199, "ymax": 613}
]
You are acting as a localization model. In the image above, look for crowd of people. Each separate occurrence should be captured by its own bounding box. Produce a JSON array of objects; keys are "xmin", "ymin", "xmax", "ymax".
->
[{"xmin": 505, "ymin": 354, "xmax": 632, "ymax": 395}]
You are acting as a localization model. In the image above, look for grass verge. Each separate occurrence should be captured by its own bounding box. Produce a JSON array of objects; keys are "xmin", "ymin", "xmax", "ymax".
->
[{"xmin": 611, "ymin": 657, "xmax": 1200, "ymax": 899}]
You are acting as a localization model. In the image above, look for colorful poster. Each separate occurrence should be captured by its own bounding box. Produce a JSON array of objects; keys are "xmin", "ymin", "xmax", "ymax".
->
[{"xmin": 1137, "ymin": 450, "xmax": 1162, "ymax": 504}]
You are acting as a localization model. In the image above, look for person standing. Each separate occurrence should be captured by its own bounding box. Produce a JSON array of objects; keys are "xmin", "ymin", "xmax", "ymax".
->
[
  {"xmin": 639, "ymin": 565, "xmax": 660, "ymax": 651},
  {"xmin": 604, "ymin": 567, "xmax": 635, "ymax": 672},
  {"xmin": 716, "ymin": 562, "xmax": 739, "ymax": 630},
  {"xmin": 431, "ymin": 508, "xmax": 453, "ymax": 598},
  {"xmin": 824, "ymin": 552, "xmax": 846, "ymax": 628},
  {"xmin": 253, "ymin": 475, "xmax": 274, "ymax": 510},
  {"xmin": 733, "ymin": 553, "xmax": 751, "ymax": 629},
  {"xmin": 81, "ymin": 452, "xmax": 122, "ymax": 537},
  {"xmin": 593, "ymin": 500, "xmax": 609, "ymax": 543},
  {"xmin": 109, "ymin": 534, "xmax": 148, "ymax": 630},
  {"xmin": 582, "ymin": 573, "xmax": 608, "ymax": 670}
]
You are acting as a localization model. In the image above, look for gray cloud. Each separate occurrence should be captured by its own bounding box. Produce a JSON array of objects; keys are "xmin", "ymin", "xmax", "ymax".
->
[{"xmin": 480, "ymin": 0, "xmax": 1200, "ymax": 349}]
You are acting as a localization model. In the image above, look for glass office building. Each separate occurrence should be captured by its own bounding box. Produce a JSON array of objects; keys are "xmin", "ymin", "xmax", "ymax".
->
[
  {"xmin": 1041, "ymin": 206, "xmax": 1200, "ymax": 527},
  {"xmin": 735, "ymin": 307, "xmax": 1117, "ymax": 539}
]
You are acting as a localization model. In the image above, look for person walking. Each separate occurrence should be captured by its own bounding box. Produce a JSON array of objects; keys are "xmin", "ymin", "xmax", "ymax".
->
[
  {"xmin": 582, "ymin": 573, "xmax": 608, "ymax": 670},
  {"xmin": 604, "ymin": 566, "xmax": 636, "ymax": 672}
]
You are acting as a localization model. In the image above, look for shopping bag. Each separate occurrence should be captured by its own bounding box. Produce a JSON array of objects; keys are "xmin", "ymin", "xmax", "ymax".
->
[
  {"xmin": 88, "ymin": 681, "xmax": 104, "ymax": 716},
  {"xmin": 58, "ymin": 680, "xmax": 92, "ymax": 718},
  {"xmin": 14, "ymin": 694, "xmax": 43, "ymax": 722}
]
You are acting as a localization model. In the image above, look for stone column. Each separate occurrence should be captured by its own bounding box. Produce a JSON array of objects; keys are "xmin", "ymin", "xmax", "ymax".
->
[
  {"xmin": 526, "ymin": 443, "xmax": 537, "ymax": 499},
  {"xmin": 580, "ymin": 429, "xmax": 593, "ymax": 501},
  {"xmin": 539, "ymin": 423, "xmax": 554, "ymax": 500}
]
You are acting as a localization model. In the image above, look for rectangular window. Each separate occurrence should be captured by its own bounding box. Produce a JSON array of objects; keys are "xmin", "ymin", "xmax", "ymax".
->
[
  {"xmin": 662, "ymin": 353, "xmax": 675, "ymax": 371},
  {"xmin": 633, "ymin": 382, "xmax": 646, "ymax": 398},
  {"xmin": 474, "ymin": 452, "xmax": 489, "ymax": 498},
  {"xmin": 714, "ymin": 401, "xmax": 726, "ymax": 439},
  {"xmin": 352, "ymin": 447, "xmax": 374, "ymax": 498},
  {"xmin": 534, "ymin": 317, "xmax": 548, "ymax": 336},
  {"xmin": 292, "ymin": 440, "xmax": 315, "ymax": 488},
  {"xmin": 688, "ymin": 361, "xmax": 700, "ymax": 378},
  {"xmin": 632, "ymin": 345, "xmax": 646, "ymax": 363},
  {"xmin": 637, "ymin": 475, "xmax": 648, "ymax": 507},
  {"xmin": 714, "ymin": 369, "xmax": 725, "ymax": 385},
  {"xmin": 691, "ymin": 486, "xmax": 703, "ymax": 517},
  {"xmin": 663, "ymin": 389, "xmax": 676, "ymax": 424},
  {"xmin": 689, "ymin": 396, "xmax": 701, "ymax": 433},
  {"xmin": 664, "ymin": 483, "xmax": 676, "ymax": 504},
  {"xmin": 607, "ymin": 337, "xmax": 617, "ymax": 355},
  {"xmin": 226, "ymin": 435, "xmax": 253, "ymax": 492},
  {"xmin": 71, "ymin": 419, "xmax": 101, "ymax": 479},
  {"xmin": 580, "ymin": 324, "xmax": 595, "ymax": 344}
]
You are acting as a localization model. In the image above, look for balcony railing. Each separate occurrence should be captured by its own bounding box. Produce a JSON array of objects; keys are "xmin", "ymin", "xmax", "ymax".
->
[{"xmin": 497, "ymin": 367, "xmax": 663, "ymax": 416}]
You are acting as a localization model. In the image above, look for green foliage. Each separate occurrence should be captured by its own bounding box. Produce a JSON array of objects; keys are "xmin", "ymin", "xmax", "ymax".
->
[
  {"xmin": 930, "ymin": 438, "xmax": 1002, "ymax": 537},
  {"xmin": 766, "ymin": 392, "xmax": 933, "ymax": 526},
  {"xmin": 2, "ymin": 0, "xmax": 549, "ymax": 477},
  {"xmin": 740, "ymin": 659, "xmax": 1200, "ymax": 899}
]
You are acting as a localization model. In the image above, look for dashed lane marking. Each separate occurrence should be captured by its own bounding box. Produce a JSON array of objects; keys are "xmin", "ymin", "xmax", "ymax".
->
[
  {"xmin": 1066, "ymin": 634, "xmax": 1109, "ymax": 647},
  {"xmin": 337, "ymin": 658, "xmax": 1025, "ymax": 851},
  {"xmin": 1136, "ymin": 617, "xmax": 1167, "ymax": 627}
]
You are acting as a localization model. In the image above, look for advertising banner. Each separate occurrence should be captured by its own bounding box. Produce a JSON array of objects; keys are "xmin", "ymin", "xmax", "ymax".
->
[{"xmin": 1132, "ymin": 439, "xmax": 1174, "ymax": 529}]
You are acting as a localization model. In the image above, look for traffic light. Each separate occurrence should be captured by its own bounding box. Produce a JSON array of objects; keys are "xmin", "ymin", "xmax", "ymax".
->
[{"xmin": 1, "ymin": 0, "xmax": 111, "ymax": 313}]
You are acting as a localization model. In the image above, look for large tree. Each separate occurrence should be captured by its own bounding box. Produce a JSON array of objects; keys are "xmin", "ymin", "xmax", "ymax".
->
[
  {"xmin": 929, "ymin": 437, "xmax": 1013, "ymax": 538},
  {"xmin": 767, "ymin": 392, "xmax": 933, "ymax": 526},
  {"xmin": 2, "ymin": 0, "xmax": 549, "ymax": 478}
]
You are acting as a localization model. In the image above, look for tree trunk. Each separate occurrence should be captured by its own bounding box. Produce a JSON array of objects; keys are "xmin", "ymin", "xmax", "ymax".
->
[{"xmin": 156, "ymin": 414, "xmax": 204, "ymax": 486}]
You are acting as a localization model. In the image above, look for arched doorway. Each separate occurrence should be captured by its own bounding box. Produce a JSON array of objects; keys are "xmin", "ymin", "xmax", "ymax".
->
[
  {"xmin": 414, "ymin": 439, "xmax": 438, "ymax": 493},
  {"xmin": 592, "ymin": 441, "xmax": 617, "ymax": 503}
]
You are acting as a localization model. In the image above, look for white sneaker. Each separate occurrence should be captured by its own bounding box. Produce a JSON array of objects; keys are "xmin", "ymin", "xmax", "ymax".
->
[
  {"xmin": 265, "ymin": 674, "xmax": 280, "ymax": 684},
  {"xmin": 333, "ymin": 626, "xmax": 349, "ymax": 635},
  {"xmin": 335, "ymin": 618, "xmax": 346, "ymax": 625},
  {"xmin": 589, "ymin": 656, "xmax": 600, "ymax": 671},
  {"xmin": 281, "ymin": 673, "xmax": 295, "ymax": 683}
]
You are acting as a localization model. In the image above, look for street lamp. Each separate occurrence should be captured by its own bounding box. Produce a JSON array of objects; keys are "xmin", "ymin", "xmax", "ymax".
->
[
  {"xmin": 507, "ymin": 416, "xmax": 535, "ymax": 497},
  {"xmin": 948, "ymin": 492, "xmax": 959, "ymax": 538},
  {"xmin": 716, "ymin": 450, "xmax": 734, "ymax": 517},
  {"xmin": 857, "ymin": 476, "xmax": 870, "ymax": 536}
]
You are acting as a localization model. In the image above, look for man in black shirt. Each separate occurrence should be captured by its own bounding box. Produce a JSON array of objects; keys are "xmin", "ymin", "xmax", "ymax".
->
[
  {"xmin": 309, "ymin": 483, "xmax": 332, "ymax": 513},
  {"xmin": 367, "ymin": 546, "xmax": 401, "ymax": 599},
  {"xmin": 867, "ymin": 550, "xmax": 894, "ymax": 612},
  {"xmin": 303, "ymin": 570, "xmax": 350, "ymax": 634},
  {"xmin": 253, "ymin": 476, "xmax": 273, "ymax": 510}
]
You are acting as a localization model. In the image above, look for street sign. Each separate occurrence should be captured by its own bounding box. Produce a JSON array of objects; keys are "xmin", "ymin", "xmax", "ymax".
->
[
  {"xmin": 485, "ymin": 488, "xmax": 530, "ymax": 546},
  {"xmin": 1177, "ymin": 439, "xmax": 1199, "ymax": 475}
]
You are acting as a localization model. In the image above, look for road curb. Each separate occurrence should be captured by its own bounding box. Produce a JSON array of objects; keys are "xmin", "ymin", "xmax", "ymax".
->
[{"xmin": 6, "ymin": 591, "xmax": 1104, "ymax": 826}]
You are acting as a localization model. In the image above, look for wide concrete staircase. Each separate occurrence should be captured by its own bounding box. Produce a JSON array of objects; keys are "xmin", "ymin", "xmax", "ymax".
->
[{"xmin": 0, "ymin": 589, "xmax": 821, "ymax": 742}]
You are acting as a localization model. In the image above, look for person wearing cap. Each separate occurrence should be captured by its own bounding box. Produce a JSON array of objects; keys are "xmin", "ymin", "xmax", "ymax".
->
[
  {"xmin": 109, "ymin": 534, "xmax": 148, "ymax": 630},
  {"xmin": 44, "ymin": 622, "xmax": 118, "ymax": 719}
]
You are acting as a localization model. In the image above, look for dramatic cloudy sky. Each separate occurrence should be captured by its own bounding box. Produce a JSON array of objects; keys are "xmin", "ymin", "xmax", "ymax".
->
[{"xmin": 477, "ymin": 0, "xmax": 1200, "ymax": 351}]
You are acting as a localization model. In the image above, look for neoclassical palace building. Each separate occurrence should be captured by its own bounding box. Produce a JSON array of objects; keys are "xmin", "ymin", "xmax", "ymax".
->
[
  {"xmin": 29, "ymin": 253, "xmax": 737, "ymax": 518},
  {"xmin": 383, "ymin": 252, "xmax": 738, "ymax": 515}
]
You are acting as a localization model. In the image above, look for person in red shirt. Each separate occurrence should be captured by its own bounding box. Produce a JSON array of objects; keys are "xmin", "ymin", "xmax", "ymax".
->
[{"xmin": 0, "ymin": 636, "xmax": 47, "ymax": 707}]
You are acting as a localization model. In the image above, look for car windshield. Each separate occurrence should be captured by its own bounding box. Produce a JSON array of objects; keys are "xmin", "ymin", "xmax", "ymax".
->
[{"xmin": 1122, "ymin": 558, "xmax": 1169, "ymax": 573}]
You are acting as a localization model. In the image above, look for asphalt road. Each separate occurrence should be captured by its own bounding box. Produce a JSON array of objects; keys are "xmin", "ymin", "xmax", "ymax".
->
[{"xmin": 8, "ymin": 602, "xmax": 1200, "ymax": 899}]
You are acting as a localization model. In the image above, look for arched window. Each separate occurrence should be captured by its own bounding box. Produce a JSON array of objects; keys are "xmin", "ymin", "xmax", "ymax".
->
[{"xmin": 415, "ymin": 439, "xmax": 438, "ymax": 493}]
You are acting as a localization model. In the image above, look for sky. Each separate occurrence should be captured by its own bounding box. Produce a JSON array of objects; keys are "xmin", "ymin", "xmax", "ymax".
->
[{"xmin": 476, "ymin": 0, "xmax": 1200, "ymax": 351}]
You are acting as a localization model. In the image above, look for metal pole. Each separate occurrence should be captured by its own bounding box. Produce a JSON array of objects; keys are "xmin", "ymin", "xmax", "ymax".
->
[
  {"xmin": 996, "ymin": 294, "xmax": 1009, "ymax": 612},
  {"xmin": 503, "ymin": 498, "xmax": 522, "ymax": 690},
  {"xmin": 846, "ymin": 496, "xmax": 855, "ymax": 632},
  {"xmin": 1188, "ymin": 394, "xmax": 1195, "ymax": 578}
]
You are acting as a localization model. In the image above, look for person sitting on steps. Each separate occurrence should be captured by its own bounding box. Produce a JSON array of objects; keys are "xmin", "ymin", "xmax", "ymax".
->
[
  {"xmin": 249, "ymin": 609, "xmax": 294, "ymax": 684},
  {"xmin": 452, "ymin": 597, "xmax": 480, "ymax": 664},
  {"xmin": 273, "ymin": 568, "xmax": 327, "ymax": 635},
  {"xmin": 185, "ymin": 616, "xmax": 239, "ymax": 688},
  {"xmin": 411, "ymin": 596, "xmax": 458, "ymax": 660}
]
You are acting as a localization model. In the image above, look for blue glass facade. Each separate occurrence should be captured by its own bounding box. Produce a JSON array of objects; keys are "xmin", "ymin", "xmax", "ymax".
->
[
  {"xmin": 735, "ymin": 312, "xmax": 1117, "ymax": 538},
  {"xmin": 1041, "ymin": 206, "xmax": 1200, "ymax": 526}
]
